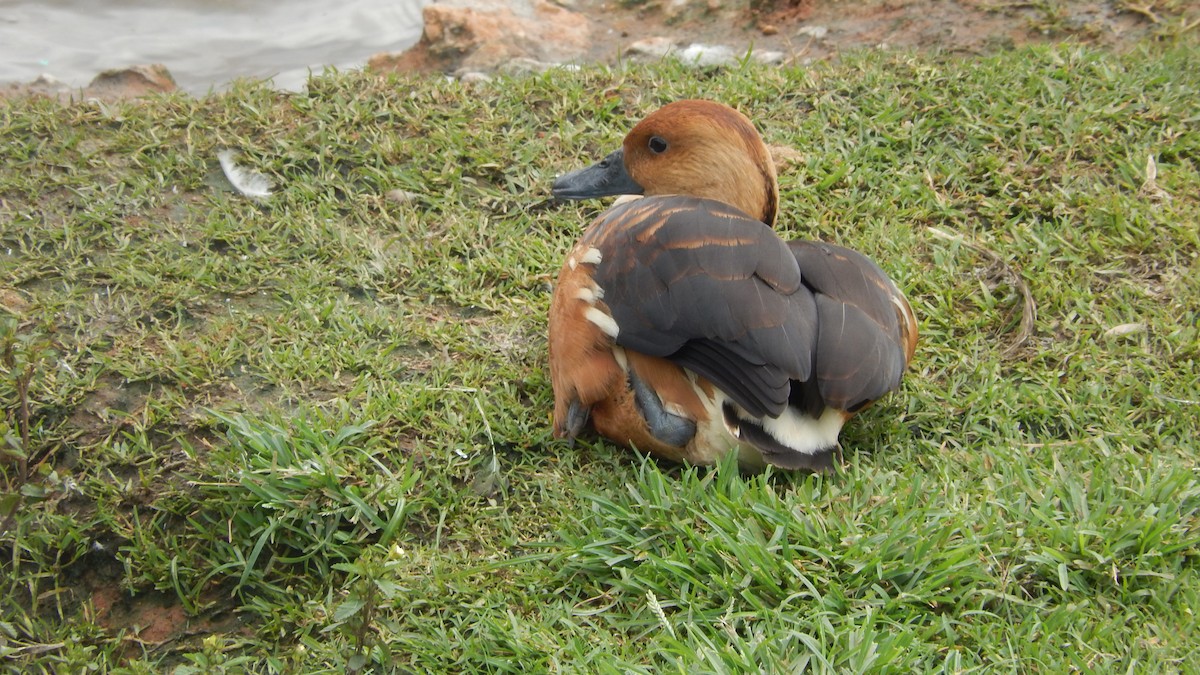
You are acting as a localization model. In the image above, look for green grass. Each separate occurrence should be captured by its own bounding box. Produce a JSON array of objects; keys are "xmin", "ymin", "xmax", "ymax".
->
[{"xmin": 1, "ymin": 41, "xmax": 1198, "ymax": 672}]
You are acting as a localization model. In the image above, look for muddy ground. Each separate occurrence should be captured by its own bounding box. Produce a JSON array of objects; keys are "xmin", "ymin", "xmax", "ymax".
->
[
  {"xmin": 2, "ymin": 0, "xmax": 1193, "ymax": 100},
  {"xmin": 576, "ymin": 0, "xmax": 1189, "ymax": 64}
]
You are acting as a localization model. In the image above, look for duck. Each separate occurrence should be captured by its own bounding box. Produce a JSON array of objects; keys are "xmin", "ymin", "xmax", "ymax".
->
[{"xmin": 548, "ymin": 100, "xmax": 918, "ymax": 471}]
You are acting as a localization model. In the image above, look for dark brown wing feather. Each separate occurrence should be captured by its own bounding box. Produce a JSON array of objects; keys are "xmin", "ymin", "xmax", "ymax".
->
[
  {"xmin": 788, "ymin": 241, "xmax": 912, "ymax": 412},
  {"xmin": 580, "ymin": 196, "xmax": 817, "ymax": 417},
  {"xmin": 577, "ymin": 197, "xmax": 912, "ymax": 421}
]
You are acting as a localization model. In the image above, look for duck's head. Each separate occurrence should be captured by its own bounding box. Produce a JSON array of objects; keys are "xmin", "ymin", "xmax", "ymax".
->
[{"xmin": 552, "ymin": 100, "xmax": 779, "ymax": 226}]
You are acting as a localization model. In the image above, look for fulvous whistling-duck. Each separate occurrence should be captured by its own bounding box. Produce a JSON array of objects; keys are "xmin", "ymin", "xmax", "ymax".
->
[{"xmin": 548, "ymin": 100, "xmax": 918, "ymax": 471}]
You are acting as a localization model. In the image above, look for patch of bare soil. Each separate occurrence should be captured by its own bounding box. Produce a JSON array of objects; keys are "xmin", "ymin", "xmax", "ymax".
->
[
  {"xmin": 36, "ymin": 548, "xmax": 242, "ymax": 665},
  {"xmin": 3, "ymin": 1, "xmax": 1188, "ymax": 100},
  {"xmin": 576, "ymin": 0, "xmax": 1186, "ymax": 63},
  {"xmin": 95, "ymin": 594, "xmax": 243, "ymax": 663}
]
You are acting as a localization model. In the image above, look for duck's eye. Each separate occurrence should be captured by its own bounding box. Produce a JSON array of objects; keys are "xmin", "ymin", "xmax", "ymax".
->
[{"xmin": 648, "ymin": 136, "xmax": 669, "ymax": 154}]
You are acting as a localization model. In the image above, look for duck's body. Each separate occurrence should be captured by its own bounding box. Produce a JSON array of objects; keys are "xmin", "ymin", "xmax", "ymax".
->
[{"xmin": 549, "ymin": 100, "xmax": 917, "ymax": 471}]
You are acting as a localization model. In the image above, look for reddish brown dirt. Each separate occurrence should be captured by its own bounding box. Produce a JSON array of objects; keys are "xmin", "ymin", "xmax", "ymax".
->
[
  {"xmin": 66, "ymin": 551, "xmax": 244, "ymax": 662},
  {"xmin": 4, "ymin": 1, "xmax": 1190, "ymax": 100},
  {"xmin": 576, "ymin": 0, "xmax": 1180, "ymax": 65},
  {"xmin": 97, "ymin": 589, "xmax": 244, "ymax": 660}
]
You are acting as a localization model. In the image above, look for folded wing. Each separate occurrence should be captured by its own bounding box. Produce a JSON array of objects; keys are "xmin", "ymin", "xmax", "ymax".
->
[
  {"xmin": 581, "ymin": 196, "xmax": 812, "ymax": 418},
  {"xmin": 788, "ymin": 241, "xmax": 917, "ymax": 413},
  {"xmin": 582, "ymin": 196, "xmax": 914, "ymax": 420}
]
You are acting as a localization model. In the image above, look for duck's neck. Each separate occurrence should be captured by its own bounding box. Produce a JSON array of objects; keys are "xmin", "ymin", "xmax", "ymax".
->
[
  {"xmin": 715, "ymin": 144, "xmax": 778, "ymax": 227},
  {"xmin": 754, "ymin": 163, "xmax": 779, "ymax": 227}
]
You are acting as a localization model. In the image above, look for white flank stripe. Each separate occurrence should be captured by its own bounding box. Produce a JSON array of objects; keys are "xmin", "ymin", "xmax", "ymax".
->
[
  {"xmin": 611, "ymin": 346, "xmax": 629, "ymax": 371},
  {"xmin": 575, "ymin": 287, "xmax": 597, "ymax": 304},
  {"xmin": 584, "ymin": 307, "xmax": 619, "ymax": 338}
]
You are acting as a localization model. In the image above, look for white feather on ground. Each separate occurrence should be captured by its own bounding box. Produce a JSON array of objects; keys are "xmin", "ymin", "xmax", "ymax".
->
[{"xmin": 217, "ymin": 149, "xmax": 274, "ymax": 200}]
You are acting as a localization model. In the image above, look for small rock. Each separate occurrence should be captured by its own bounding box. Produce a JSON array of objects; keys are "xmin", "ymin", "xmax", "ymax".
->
[
  {"xmin": 496, "ymin": 57, "xmax": 569, "ymax": 75},
  {"xmin": 0, "ymin": 74, "xmax": 71, "ymax": 100},
  {"xmin": 663, "ymin": 0, "xmax": 691, "ymax": 20},
  {"xmin": 767, "ymin": 144, "xmax": 804, "ymax": 172},
  {"xmin": 671, "ymin": 43, "xmax": 784, "ymax": 68},
  {"xmin": 760, "ymin": 23, "xmax": 780, "ymax": 36},
  {"xmin": 33, "ymin": 73, "xmax": 66, "ymax": 88},
  {"xmin": 386, "ymin": 189, "xmax": 422, "ymax": 204},
  {"xmin": 751, "ymin": 50, "xmax": 785, "ymax": 65},
  {"xmin": 678, "ymin": 43, "xmax": 735, "ymax": 66},
  {"xmin": 458, "ymin": 71, "xmax": 494, "ymax": 84},
  {"xmin": 369, "ymin": 0, "xmax": 590, "ymax": 75},
  {"xmin": 796, "ymin": 25, "xmax": 829, "ymax": 40},
  {"xmin": 660, "ymin": 0, "xmax": 726, "ymax": 21},
  {"xmin": 625, "ymin": 36, "xmax": 677, "ymax": 59},
  {"xmin": 85, "ymin": 64, "xmax": 177, "ymax": 99}
]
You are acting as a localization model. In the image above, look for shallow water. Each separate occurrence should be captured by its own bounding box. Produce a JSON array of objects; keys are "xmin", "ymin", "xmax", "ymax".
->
[{"xmin": 0, "ymin": 0, "xmax": 427, "ymax": 93}]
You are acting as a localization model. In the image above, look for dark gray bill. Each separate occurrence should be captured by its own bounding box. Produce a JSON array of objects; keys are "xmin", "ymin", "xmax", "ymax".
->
[{"xmin": 551, "ymin": 149, "xmax": 645, "ymax": 200}]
